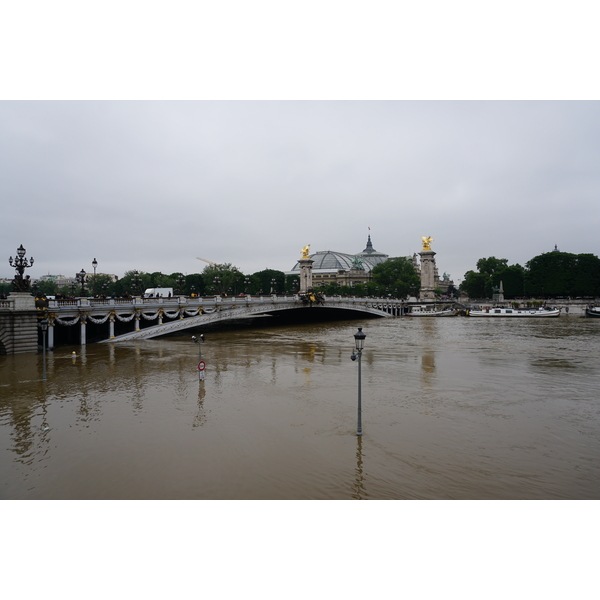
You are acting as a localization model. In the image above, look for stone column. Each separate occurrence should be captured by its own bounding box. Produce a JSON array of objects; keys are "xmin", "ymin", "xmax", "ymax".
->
[
  {"xmin": 109, "ymin": 313, "xmax": 115, "ymax": 339},
  {"xmin": 4, "ymin": 292, "xmax": 37, "ymax": 354},
  {"xmin": 80, "ymin": 316, "xmax": 87, "ymax": 345},
  {"xmin": 48, "ymin": 319, "xmax": 55, "ymax": 349},
  {"xmin": 298, "ymin": 258, "xmax": 314, "ymax": 293},
  {"xmin": 419, "ymin": 250, "xmax": 437, "ymax": 300}
]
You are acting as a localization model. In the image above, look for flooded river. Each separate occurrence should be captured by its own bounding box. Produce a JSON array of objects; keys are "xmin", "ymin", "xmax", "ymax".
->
[{"xmin": 1, "ymin": 316, "xmax": 599, "ymax": 499}]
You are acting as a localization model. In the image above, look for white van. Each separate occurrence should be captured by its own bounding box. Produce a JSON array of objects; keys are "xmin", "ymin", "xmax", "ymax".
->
[{"xmin": 144, "ymin": 287, "xmax": 174, "ymax": 298}]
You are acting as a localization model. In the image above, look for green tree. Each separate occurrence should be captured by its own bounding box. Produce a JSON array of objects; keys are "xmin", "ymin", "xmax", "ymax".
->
[
  {"xmin": 35, "ymin": 280, "xmax": 58, "ymax": 296},
  {"xmin": 184, "ymin": 273, "xmax": 206, "ymax": 296},
  {"xmin": 87, "ymin": 273, "xmax": 115, "ymax": 296},
  {"xmin": 476, "ymin": 257, "xmax": 508, "ymax": 276},
  {"xmin": 114, "ymin": 270, "xmax": 150, "ymax": 296},
  {"xmin": 371, "ymin": 257, "xmax": 420, "ymax": 298},
  {"xmin": 462, "ymin": 257, "xmax": 513, "ymax": 299},
  {"xmin": 250, "ymin": 269, "xmax": 285, "ymax": 295},
  {"xmin": 525, "ymin": 251, "xmax": 600, "ymax": 297},
  {"xmin": 285, "ymin": 275, "xmax": 300, "ymax": 294},
  {"xmin": 202, "ymin": 263, "xmax": 245, "ymax": 295},
  {"xmin": 491, "ymin": 264, "xmax": 525, "ymax": 299},
  {"xmin": 572, "ymin": 254, "xmax": 600, "ymax": 296},
  {"xmin": 461, "ymin": 270, "xmax": 488, "ymax": 298}
]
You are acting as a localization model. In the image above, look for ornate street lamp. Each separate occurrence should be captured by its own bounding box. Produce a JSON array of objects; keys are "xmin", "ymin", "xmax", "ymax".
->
[
  {"xmin": 350, "ymin": 327, "xmax": 367, "ymax": 436},
  {"xmin": 9, "ymin": 244, "xmax": 34, "ymax": 292},
  {"xmin": 92, "ymin": 258, "xmax": 98, "ymax": 295},
  {"xmin": 244, "ymin": 277, "xmax": 250, "ymax": 294},
  {"xmin": 131, "ymin": 271, "xmax": 142, "ymax": 296},
  {"xmin": 176, "ymin": 274, "xmax": 185, "ymax": 295},
  {"xmin": 214, "ymin": 277, "xmax": 221, "ymax": 296},
  {"xmin": 233, "ymin": 267, "xmax": 238, "ymax": 296},
  {"xmin": 75, "ymin": 269, "xmax": 87, "ymax": 296},
  {"xmin": 271, "ymin": 278, "xmax": 276, "ymax": 295}
]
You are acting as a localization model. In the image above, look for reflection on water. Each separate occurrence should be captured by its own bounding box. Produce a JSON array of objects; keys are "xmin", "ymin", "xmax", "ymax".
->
[
  {"xmin": 1, "ymin": 317, "xmax": 600, "ymax": 499},
  {"xmin": 352, "ymin": 436, "xmax": 368, "ymax": 500}
]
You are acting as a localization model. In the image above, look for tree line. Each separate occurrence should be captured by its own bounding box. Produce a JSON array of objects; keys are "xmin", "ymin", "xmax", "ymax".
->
[
  {"xmin": 461, "ymin": 252, "xmax": 600, "ymax": 299},
  {"xmin": 6, "ymin": 256, "xmax": 424, "ymax": 299}
]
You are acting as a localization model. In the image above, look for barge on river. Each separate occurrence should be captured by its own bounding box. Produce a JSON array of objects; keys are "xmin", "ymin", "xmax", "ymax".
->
[
  {"xmin": 406, "ymin": 305, "xmax": 457, "ymax": 317},
  {"xmin": 468, "ymin": 307, "xmax": 561, "ymax": 318}
]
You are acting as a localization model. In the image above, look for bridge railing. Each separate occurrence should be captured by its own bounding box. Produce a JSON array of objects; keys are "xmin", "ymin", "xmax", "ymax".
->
[
  {"xmin": 46, "ymin": 294, "xmax": 409, "ymax": 313},
  {"xmin": 0, "ymin": 298, "xmax": 14, "ymax": 310}
]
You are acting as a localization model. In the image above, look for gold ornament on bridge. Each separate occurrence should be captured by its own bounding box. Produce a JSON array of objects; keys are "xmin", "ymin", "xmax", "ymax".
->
[
  {"xmin": 300, "ymin": 245, "xmax": 311, "ymax": 258},
  {"xmin": 421, "ymin": 236, "xmax": 434, "ymax": 251}
]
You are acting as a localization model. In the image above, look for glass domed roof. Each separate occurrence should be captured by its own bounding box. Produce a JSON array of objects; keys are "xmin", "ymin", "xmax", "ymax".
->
[{"xmin": 288, "ymin": 236, "xmax": 389, "ymax": 274}]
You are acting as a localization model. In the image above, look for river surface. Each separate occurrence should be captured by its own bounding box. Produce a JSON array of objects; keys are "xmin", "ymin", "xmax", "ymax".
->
[{"xmin": 1, "ymin": 316, "xmax": 599, "ymax": 499}]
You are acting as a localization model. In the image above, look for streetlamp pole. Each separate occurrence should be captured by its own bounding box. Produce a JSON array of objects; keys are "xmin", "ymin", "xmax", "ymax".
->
[
  {"xmin": 76, "ymin": 269, "xmax": 87, "ymax": 296},
  {"xmin": 350, "ymin": 327, "xmax": 366, "ymax": 436},
  {"xmin": 192, "ymin": 334, "xmax": 205, "ymax": 381},
  {"xmin": 92, "ymin": 258, "xmax": 98, "ymax": 296}
]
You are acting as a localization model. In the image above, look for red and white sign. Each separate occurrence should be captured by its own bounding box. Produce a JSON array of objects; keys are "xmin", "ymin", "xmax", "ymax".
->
[{"xmin": 198, "ymin": 361, "xmax": 206, "ymax": 371}]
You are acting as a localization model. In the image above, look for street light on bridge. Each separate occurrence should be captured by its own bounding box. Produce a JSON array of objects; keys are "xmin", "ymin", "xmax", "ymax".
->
[
  {"xmin": 130, "ymin": 271, "xmax": 142, "ymax": 297},
  {"xmin": 76, "ymin": 269, "xmax": 87, "ymax": 296},
  {"xmin": 92, "ymin": 258, "xmax": 98, "ymax": 295},
  {"xmin": 176, "ymin": 274, "xmax": 185, "ymax": 295}
]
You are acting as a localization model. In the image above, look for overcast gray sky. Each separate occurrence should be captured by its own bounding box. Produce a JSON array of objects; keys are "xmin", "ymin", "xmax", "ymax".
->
[
  {"xmin": 2, "ymin": 4, "xmax": 599, "ymax": 287},
  {"xmin": 2, "ymin": 101, "xmax": 599, "ymax": 285}
]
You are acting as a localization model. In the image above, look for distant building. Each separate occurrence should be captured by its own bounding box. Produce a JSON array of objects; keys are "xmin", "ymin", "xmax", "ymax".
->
[
  {"xmin": 36, "ymin": 273, "xmax": 118, "ymax": 288},
  {"xmin": 288, "ymin": 235, "xmax": 390, "ymax": 288}
]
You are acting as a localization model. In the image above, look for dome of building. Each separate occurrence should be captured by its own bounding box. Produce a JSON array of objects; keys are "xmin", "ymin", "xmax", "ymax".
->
[
  {"xmin": 289, "ymin": 250, "xmax": 356, "ymax": 273},
  {"xmin": 355, "ymin": 235, "xmax": 389, "ymax": 266},
  {"xmin": 288, "ymin": 236, "xmax": 389, "ymax": 274}
]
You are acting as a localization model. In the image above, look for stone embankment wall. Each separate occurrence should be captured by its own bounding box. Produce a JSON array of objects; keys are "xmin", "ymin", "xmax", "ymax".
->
[{"xmin": 0, "ymin": 293, "xmax": 38, "ymax": 354}]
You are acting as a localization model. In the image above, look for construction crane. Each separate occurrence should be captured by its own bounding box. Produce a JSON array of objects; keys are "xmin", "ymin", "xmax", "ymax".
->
[{"xmin": 196, "ymin": 257, "xmax": 218, "ymax": 266}]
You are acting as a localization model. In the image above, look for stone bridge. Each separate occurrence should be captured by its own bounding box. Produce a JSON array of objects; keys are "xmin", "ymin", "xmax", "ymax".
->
[{"xmin": 42, "ymin": 294, "xmax": 407, "ymax": 345}]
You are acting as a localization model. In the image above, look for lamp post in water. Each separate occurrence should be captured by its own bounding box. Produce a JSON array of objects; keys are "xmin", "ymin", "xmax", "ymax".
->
[
  {"xmin": 350, "ymin": 327, "xmax": 366, "ymax": 436},
  {"xmin": 192, "ymin": 334, "xmax": 205, "ymax": 380}
]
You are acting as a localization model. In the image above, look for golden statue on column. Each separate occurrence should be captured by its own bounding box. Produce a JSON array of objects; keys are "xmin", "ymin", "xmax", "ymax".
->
[
  {"xmin": 421, "ymin": 236, "xmax": 434, "ymax": 251},
  {"xmin": 300, "ymin": 245, "xmax": 311, "ymax": 258}
]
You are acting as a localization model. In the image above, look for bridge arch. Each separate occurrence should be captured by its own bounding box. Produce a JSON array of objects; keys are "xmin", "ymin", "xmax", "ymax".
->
[{"xmin": 100, "ymin": 300, "xmax": 393, "ymax": 342}]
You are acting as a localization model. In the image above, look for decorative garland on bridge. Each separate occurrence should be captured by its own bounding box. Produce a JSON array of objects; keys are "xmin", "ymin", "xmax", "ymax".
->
[
  {"xmin": 87, "ymin": 313, "xmax": 112, "ymax": 325},
  {"xmin": 54, "ymin": 314, "xmax": 81, "ymax": 326},
  {"xmin": 140, "ymin": 310, "xmax": 161, "ymax": 321}
]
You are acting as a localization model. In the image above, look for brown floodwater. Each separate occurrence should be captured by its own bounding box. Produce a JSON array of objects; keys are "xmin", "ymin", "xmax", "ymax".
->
[{"xmin": 1, "ymin": 316, "xmax": 599, "ymax": 499}]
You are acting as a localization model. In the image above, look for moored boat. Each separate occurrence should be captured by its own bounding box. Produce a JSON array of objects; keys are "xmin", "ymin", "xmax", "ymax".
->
[
  {"xmin": 586, "ymin": 305, "xmax": 600, "ymax": 318},
  {"xmin": 406, "ymin": 305, "xmax": 457, "ymax": 317},
  {"xmin": 468, "ymin": 306, "xmax": 560, "ymax": 317}
]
